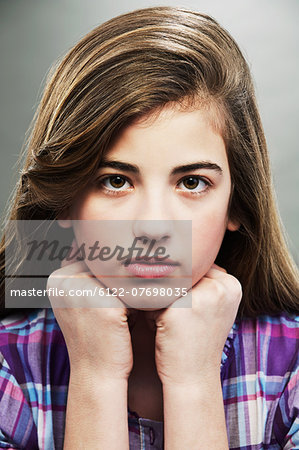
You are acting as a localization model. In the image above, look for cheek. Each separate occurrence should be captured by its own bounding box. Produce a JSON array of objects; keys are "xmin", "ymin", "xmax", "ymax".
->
[
  {"xmin": 73, "ymin": 195, "xmax": 136, "ymax": 222},
  {"xmin": 71, "ymin": 195, "xmax": 114, "ymax": 220},
  {"xmin": 191, "ymin": 207, "xmax": 228, "ymax": 280}
]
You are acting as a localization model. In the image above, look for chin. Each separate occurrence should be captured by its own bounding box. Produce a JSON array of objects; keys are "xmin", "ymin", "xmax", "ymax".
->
[
  {"xmin": 133, "ymin": 306, "xmax": 166, "ymax": 311},
  {"xmin": 123, "ymin": 296, "xmax": 175, "ymax": 310}
]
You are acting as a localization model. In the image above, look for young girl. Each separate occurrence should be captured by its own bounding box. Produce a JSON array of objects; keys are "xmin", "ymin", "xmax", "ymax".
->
[{"xmin": 0, "ymin": 6, "xmax": 298, "ymax": 449}]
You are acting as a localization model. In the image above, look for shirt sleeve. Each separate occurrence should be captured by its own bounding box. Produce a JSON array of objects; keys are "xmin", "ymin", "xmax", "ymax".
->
[
  {"xmin": 276, "ymin": 366, "xmax": 299, "ymax": 449},
  {"xmin": 284, "ymin": 424, "xmax": 299, "ymax": 450},
  {"xmin": 0, "ymin": 352, "xmax": 38, "ymax": 449}
]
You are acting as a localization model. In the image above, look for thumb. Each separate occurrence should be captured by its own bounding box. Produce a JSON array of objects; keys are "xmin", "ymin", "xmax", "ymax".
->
[
  {"xmin": 60, "ymin": 238, "xmax": 84, "ymax": 268},
  {"xmin": 143, "ymin": 291, "xmax": 192, "ymax": 328},
  {"xmin": 143, "ymin": 308, "xmax": 166, "ymax": 331}
]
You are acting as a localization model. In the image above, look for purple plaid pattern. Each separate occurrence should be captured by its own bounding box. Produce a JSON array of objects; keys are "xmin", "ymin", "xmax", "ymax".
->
[{"xmin": 0, "ymin": 308, "xmax": 298, "ymax": 449}]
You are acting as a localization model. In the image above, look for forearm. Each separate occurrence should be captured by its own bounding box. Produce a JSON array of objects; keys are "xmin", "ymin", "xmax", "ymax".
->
[
  {"xmin": 163, "ymin": 372, "xmax": 229, "ymax": 450},
  {"xmin": 63, "ymin": 366, "xmax": 129, "ymax": 450}
]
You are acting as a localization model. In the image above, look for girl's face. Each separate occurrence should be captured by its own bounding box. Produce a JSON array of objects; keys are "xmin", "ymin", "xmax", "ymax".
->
[{"xmin": 60, "ymin": 104, "xmax": 239, "ymax": 309}]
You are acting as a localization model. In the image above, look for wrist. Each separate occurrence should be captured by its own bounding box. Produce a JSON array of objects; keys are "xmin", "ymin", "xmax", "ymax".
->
[
  {"xmin": 163, "ymin": 373, "xmax": 221, "ymax": 401},
  {"xmin": 162, "ymin": 374, "xmax": 228, "ymax": 450},
  {"xmin": 162, "ymin": 372, "xmax": 224, "ymax": 426},
  {"xmin": 69, "ymin": 360, "xmax": 131, "ymax": 384},
  {"xmin": 65, "ymin": 365, "xmax": 129, "ymax": 449},
  {"xmin": 161, "ymin": 367, "xmax": 221, "ymax": 392},
  {"xmin": 69, "ymin": 364, "xmax": 129, "ymax": 392}
]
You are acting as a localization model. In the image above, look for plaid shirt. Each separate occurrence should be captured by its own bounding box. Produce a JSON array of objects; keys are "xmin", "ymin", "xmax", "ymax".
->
[{"xmin": 0, "ymin": 308, "xmax": 298, "ymax": 449}]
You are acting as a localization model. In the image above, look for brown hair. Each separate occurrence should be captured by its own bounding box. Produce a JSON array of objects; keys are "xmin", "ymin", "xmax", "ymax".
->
[{"xmin": 0, "ymin": 6, "xmax": 298, "ymax": 318}]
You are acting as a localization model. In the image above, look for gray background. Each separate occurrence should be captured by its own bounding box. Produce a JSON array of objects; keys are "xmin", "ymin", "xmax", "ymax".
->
[{"xmin": 0, "ymin": 0, "xmax": 298, "ymax": 263}]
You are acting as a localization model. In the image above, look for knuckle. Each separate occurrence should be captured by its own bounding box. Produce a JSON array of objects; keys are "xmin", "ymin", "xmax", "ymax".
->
[
  {"xmin": 227, "ymin": 275, "xmax": 243, "ymax": 299},
  {"xmin": 47, "ymin": 271, "xmax": 69, "ymax": 293},
  {"xmin": 46, "ymin": 269, "xmax": 62, "ymax": 289},
  {"xmin": 104, "ymin": 307, "xmax": 123, "ymax": 323},
  {"xmin": 212, "ymin": 279, "xmax": 226, "ymax": 298}
]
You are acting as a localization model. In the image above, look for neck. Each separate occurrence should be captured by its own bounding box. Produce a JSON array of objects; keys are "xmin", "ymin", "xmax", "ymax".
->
[
  {"xmin": 128, "ymin": 310, "xmax": 164, "ymax": 421},
  {"xmin": 130, "ymin": 310, "xmax": 156, "ymax": 358}
]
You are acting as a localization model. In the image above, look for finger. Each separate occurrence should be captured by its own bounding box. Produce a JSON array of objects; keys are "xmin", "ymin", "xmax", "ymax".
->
[
  {"xmin": 145, "ymin": 290, "xmax": 192, "ymax": 324},
  {"xmin": 56, "ymin": 260, "xmax": 90, "ymax": 276},
  {"xmin": 49, "ymin": 270, "xmax": 128, "ymax": 309},
  {"xmin": 51, "ymin": 252, "xmax": 133, "ymax": 309},
  {"xmin": 204, "ymin": 265, "xmax": 228, "ymax": 280},
  {"xmin": 60, "ymin": 239, "xmax": 83, "ymax": 268},
  {"xmin": 211, "ymin": 263, "xmax": 227, "ymax": 273}
]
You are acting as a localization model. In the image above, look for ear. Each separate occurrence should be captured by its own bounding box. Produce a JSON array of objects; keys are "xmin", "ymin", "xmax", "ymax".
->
[
  {"xmin": 57, "ymin": 209, "xmax": 72, "ymax": 229},
  {"xmin": 227, "ymin": 218, "xmax": 240, "ymax": 232}
]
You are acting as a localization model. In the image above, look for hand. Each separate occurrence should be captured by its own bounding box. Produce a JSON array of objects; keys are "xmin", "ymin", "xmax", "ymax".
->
[
  {"xmin": 46, "ymin": 239, "xmax": 138, "ymax": 382},
  {"xmin": 145, "ymin": 264, "xmax": 242, "ymax": 387}
]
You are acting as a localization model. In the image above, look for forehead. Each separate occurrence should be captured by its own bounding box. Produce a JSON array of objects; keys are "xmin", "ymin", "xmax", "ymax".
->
[
  {"xmin": 133, "ymin": 99, "xmax": 227, "ymax": 136},
  {"xmin": 105, "ymin": 102, "xmax": 229, "ymax": 171}
]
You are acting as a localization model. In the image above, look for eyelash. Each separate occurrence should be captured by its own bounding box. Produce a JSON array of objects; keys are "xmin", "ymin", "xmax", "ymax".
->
[{"xmin": 94, "ymin": 174, "xmax": 212, "ymax": 196}]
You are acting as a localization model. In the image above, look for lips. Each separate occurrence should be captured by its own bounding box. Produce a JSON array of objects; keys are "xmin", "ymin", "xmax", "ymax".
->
[
  {"xmin": 123, "ymin": 257, "xmax": 180, "ymax": 278},
  {"xmin": 128, "ymin": 257, "xmax": 180, "ymax": 265}
]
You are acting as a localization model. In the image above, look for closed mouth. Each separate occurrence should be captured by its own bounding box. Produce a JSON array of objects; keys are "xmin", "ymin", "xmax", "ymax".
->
[{"xmin": 127, "ymin": 258, "xmax": 180, "ymax": 266}]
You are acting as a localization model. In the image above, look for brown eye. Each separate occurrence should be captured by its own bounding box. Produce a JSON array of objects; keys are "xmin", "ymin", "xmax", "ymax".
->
[
  {"xmin": 182, "ymin": 177, "xmax": 200, "ymax": 190},
  {"xmin": 109, "ymin": 176, "xmax": 126, "ymax": 188},
  {"xmin": 177, "ymin": 176, "xmax": 210, "ymax": 194},
  {"xmin": 97, "ymin": 174, "xmax": 132, "ymax": 193}
]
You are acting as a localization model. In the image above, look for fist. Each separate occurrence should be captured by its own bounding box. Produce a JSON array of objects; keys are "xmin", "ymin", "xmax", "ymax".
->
[
  {"xmin": 145, "ymin": 264, "xmax": 242, "ymax": 387},
  {"xmin": 46, "ymin": 239, "xmax": 138, "ymax": 381}
]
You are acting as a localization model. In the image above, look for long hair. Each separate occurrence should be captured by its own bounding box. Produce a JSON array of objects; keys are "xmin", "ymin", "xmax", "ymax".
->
[{"xmin": 0, "ymin": 6, "xmax": 298, "ymax": 318}]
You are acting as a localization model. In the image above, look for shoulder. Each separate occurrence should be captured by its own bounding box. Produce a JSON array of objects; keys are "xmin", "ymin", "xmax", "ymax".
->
[
  {"xmin": 0, "ymin": 308, "xmax": 66, "ymax": 379},
  {"xmin": 0, "ymin": 309, "xmax": 67, "ymax": 448},
  {"xmin": 0, "ymin": 307, "xmax": 62, "ymax": 367},
  {"xmin": 236, "ymin": 312, "xmax": 298, "ymax": 372},
  {"xmin": 239, "ymin": 311, "xmax": 299, "ymax": 333},
  {"xmin": 0, "ymin": 307, "xmax": 59, "ymax": 334},
  {"xmin": 0, "ymin": 307, "xmax": 63, "ymax": 351},
  {"xmin": 252, "ymin": 311, "xmax": 298, "ymax": 333},
  {"xmin": 224, "ymin": 312, "xmax": 299, "ymax": 446},
  {"xmin": 0, "ymin": 307, "xmax": 61, "ymax": 375},
  {"xmin": 0, "ymin": 309, "xmax": 53, "ymax": 449},
  {"xmin": 237, "ymin": 311, "xmax": 299, "ymax": 344}
]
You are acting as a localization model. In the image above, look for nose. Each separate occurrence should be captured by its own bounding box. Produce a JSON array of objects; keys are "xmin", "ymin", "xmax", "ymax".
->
[
  {"xmin": 133, "ymin": 219, "xmax": 174, "ymax": 242},
  {"xmin": 132, "ymin": 186, "xmax": 175, "ymax": 242}
]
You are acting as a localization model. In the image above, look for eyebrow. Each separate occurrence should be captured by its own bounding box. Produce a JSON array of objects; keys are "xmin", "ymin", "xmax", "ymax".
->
[{"xmin": 99, "ymin": 160, "xmax": 223, "ymax": 176}]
